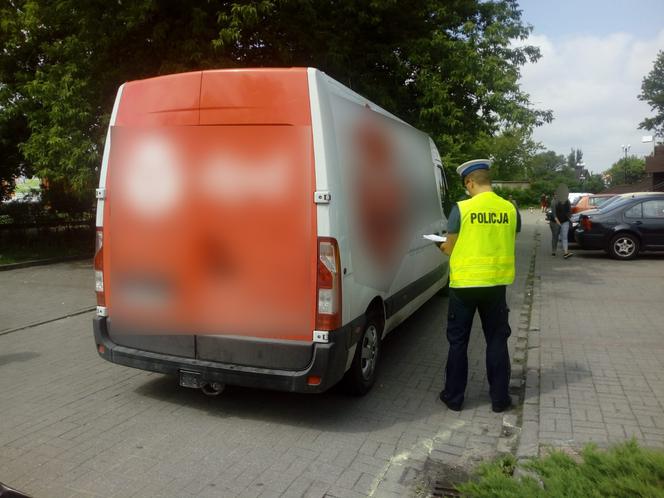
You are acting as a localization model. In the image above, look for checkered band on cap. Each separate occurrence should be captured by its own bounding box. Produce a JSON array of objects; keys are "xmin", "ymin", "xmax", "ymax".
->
[{"xmin": 456, "ymin": 159, "xmax": 492, "ymax": 178}]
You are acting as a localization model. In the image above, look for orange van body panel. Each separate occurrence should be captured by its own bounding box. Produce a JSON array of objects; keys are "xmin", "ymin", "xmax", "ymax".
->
[
  {"xmin": 200, "ymin": 69, "xmax": 312, "ymax": 126},
  {"xmin": 104, "ymin": 68, "xmax": 317, "ymax": 342},
  {"xmin": 115, "ymin": 71, "xmax": 202, "ymax": 126}
]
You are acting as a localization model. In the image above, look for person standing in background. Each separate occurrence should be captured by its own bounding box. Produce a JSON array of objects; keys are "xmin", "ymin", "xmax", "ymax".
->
[
  {"xmin": 554, "ymin": 184, "xmax": 573, "ymax": 259},
  {"xmin": 548, "ymin": 193, "xmax": 560, "ymax": 256}
]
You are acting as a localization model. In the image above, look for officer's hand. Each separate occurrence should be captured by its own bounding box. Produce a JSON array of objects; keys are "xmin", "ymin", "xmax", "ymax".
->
[
  {"xmin": 440, "ymin": 241, "xmax": 452, "ymax": 256},
  {"xmin": 440, "ymin": 233, "xmax": 457, "ymax": 256}
]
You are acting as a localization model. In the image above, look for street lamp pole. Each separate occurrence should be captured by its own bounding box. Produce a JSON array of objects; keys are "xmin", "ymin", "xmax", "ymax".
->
[
  {"xmin": 621, "ymin": 144, "xmax": 631, "ymax": 184},
  {"xmin": 577, "ymin": 161, "xmax": 586, "ymax": 189}
]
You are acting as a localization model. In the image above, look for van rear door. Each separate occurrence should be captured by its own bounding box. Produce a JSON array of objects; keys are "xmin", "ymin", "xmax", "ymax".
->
[{"xmin": 105, "ymin": 69, "xmax": 318, "ymax": 367}]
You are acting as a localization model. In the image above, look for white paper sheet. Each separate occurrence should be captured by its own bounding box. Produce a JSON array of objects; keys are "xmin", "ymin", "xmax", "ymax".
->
[{"xmin": 423, "ymin": 234, "xmax": 447, "ymax": 243}]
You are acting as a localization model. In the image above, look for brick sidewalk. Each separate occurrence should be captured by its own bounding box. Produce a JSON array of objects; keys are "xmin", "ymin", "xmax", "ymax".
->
[
  {"xmin": 523, "ymin": 217, "xmax": 664, "ymax": 455},
  {"xmin": 0, "ymin": 217, "xmax": 537, "ymax": 498}
]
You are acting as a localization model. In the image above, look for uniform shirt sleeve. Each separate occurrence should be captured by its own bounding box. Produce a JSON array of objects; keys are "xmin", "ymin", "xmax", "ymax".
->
[{"xmin": 447, "ymin": 204, "xmax": 461, "ymax": 233}]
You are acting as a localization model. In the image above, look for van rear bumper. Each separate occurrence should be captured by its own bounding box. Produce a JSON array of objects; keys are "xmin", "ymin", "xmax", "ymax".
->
[{"xmin": 93, "ymin": 317, "xmax": 349, "ymax": 393}]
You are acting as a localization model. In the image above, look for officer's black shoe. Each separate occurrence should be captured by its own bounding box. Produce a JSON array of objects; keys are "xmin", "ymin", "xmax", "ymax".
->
[
  {"xmin": 491, "ymin": 396, "xmax": 513, "ymax": 413},
  {"xmin": 439, "ymin": 391, "xmax": 463, "ymax": 411}
]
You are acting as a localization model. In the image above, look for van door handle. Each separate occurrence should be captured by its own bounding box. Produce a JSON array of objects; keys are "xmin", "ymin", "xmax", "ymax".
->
[{"xmin": 633, "ymin": 220, "xmax": 643, "ymax": 225}]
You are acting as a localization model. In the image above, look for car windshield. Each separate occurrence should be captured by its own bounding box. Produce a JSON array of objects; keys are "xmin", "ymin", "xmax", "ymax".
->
[
  {"xmin": 595, "ymin": 196, "xmax": 615, "ymax": 207},
  {"xmin": 596, "ymin": 196, "xmax": 625, "ymax": 211},
  {"xmin": 596, "ymin": 195, "xmax": 656, "ymax": 213}
]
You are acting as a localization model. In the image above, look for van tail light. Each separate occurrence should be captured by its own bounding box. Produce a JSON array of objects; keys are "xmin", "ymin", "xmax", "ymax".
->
[
  {"xmin": 94, "ymin": 228, "xmax": 106, "ymax": 306},
  {"xmin": 316, "ymin": 237, "xmax": 342, "ymax": 331},
  {"xmin": 581, "ymin": 216, "xmax": 592, "ymax": 231}
]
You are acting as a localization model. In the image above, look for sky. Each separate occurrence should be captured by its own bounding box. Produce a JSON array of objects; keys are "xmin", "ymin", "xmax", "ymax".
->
[{"xmin": 516, "ymin": 0, "xmax": 664, "ymax": 174}]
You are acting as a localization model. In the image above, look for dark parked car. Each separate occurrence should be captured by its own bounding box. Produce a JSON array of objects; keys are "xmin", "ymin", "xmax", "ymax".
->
[
  {"xmin": 570, "ymin": 194, "xmax": 626, "ymax": 229},
  {"xmin": 575, "ymin": 193, "xmax": 664, "ymax": 259}
]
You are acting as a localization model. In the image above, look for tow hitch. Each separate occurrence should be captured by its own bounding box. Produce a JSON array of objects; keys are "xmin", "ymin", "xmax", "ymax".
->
[{"xmin": 179, "ymin": 370, "xmax": 225, "ymax": 396}]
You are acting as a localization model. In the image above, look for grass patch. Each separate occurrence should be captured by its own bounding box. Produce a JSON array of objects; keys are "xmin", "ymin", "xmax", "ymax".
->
[{"xmin": 457, "ymin": 440, "xmax": 664, "ymax": 497}]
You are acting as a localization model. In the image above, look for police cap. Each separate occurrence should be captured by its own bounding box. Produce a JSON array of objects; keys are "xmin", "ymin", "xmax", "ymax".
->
[{"xmin": 456, "ymin": 159, "xmax": 492, "ymax": 180}]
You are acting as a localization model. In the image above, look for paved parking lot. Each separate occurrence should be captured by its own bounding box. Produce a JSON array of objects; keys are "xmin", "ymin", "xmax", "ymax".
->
[
  {"xmin": 524, "ymin": 216, "xmax": 664, "ymax": 454},
  {"xmin": 0, "ymin": 260, "xmax": 93, "ymax": 333},
  {"xmin": 0, "ymin": 219, "xmax": 534, "ymax": 498},
  {"xmin": 15, "ymin": 212, "xmax": 664, "ymax": 496}
]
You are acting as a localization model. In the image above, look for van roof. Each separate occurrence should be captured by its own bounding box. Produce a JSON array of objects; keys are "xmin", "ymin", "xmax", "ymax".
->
[{"xmin": 116, "ymin": 68, "xmax": 312, "ymax": 127}]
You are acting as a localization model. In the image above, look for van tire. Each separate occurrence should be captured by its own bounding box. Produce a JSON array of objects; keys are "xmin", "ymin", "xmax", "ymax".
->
[{"xmin": 342, "ymin": 318, "xmax": 381, "ymax": 396}]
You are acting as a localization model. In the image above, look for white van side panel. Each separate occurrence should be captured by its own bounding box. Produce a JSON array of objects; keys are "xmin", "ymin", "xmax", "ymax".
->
[
  {"xmin": 96, "ymin": 84, "xmax": 125, "ymax": 228},
  {"xmin": 307, "ymin": 68, "xmax": 354, "ymax": 326},
  {"xmin": 308, "ymin": 69, "xmax": 448, "ymax": 331},
  {"xmin": 307, "ymin": 68, "xmax": 332, "ymax": 238},
  {"xmin": 384, "ymin": 279, "xmax": 444, "ymax": 336}
]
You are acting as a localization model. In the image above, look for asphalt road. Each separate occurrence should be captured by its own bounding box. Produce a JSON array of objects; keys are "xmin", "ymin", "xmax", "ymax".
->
[{"xmin": 0, "ymin": 217, "xmax": 536, "ymax": 498}]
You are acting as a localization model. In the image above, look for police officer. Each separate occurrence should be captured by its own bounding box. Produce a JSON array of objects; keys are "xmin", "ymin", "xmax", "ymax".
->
[{"xmin": 439, "ymin": 159, "xmax": 520, "ymax": 412}]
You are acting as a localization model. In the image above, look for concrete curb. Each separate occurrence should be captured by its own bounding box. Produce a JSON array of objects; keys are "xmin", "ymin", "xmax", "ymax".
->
[
  {"xmin": 498, "ymin": 224, "xmax": 540, "ymax": 456},
  {"xmin": 516, "ymin": 227, "xmax": 542, "ymax": 461},
  {"xmin": 0, "ymin": 306, "xmax": 96, "ymax": 336},
  {"xmin": 0, "ymin": 255, "xmax": 92, "ymax": 271}
]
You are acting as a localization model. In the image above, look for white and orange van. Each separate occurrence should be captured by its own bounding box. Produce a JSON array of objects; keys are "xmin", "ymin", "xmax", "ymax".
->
[{"xmin": 93, "ymin": 68, "xmax": 449, "ymax": 395}]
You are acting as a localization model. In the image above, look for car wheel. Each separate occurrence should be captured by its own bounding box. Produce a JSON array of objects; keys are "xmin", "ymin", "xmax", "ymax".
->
[
  {"xmin": 343, "ymin": 318, "xmax": 381, "ymax": 396},
  {"xmin": 609, "ymin": 233, "xmax": 639, "ymax": 260}
]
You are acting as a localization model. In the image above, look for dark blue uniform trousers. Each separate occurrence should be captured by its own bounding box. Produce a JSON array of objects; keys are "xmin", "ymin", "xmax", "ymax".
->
[{"xmin": 442, "ymin": 285, "xmax": 511, "ymax": 407}]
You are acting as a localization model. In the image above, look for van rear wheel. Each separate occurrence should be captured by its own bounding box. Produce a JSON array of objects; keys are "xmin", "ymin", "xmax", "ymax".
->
[{"xmin": 342, "ymin": 319, "xmax": 381, "ymax": 396}]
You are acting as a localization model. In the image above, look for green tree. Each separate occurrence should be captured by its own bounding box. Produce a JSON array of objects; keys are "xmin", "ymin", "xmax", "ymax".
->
[
  {"xmin": 529, "ymin": 150, "xmax": 566, "ymax": 180},
  {"xmin": 638, "ymin": 50, "xmax": 664, "ymax": 140},
  {"xmin": 0, "ymin": 0, "xmax": 551, "ymax": 202},
  {"xmin": 604, "ymin": 156, "xmax": 646, "ymax": 187},
  {"xmin": 0, "ymin": 111, "xmax": 31, "ymax": 200},
  {"xmin": 525, "ymin": 149, "xmax": 583, "ymax": 198},
  {"xmin": 567, "ymin": 148, "xmax": 584, "ymax": 170},
  {"xmin": 582, "ymin": 173, "xmax": 606, "ymax": 193},
  {"xmin": 470, "ymin": 127, "xmax": 541, "ymax": 180}
]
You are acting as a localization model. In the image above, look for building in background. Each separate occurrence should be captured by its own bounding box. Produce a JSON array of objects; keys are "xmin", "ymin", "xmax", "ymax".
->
[
  {"xmin": 645, "ymin": 144, "xmax": 664, "ymax": 192},
  {"xmin": 491, "ymin": 180, "xmax": 531, "ymax": 190}
]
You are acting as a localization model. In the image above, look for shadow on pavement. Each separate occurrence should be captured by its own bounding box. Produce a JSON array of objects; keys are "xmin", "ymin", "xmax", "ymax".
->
[
  {"xmin": 0, "ymin": 351, "xmax": 41, "ymax": 366},
  {"xmin": 571, "ymin": 250, "xmax": 664, "ymax": 261},
  {"xmin": 524, "ymin": 361, "xmax": 592, "ymax": 404},
  {"xmin": 133, "ymin": 297, "xmax": 450, "ymax": 434}
]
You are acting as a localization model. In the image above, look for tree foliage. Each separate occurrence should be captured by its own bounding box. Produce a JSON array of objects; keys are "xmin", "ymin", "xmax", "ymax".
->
[
  {"xmin": 638, "ymin": 50, "xmax": 664, "ymax": 139},
  {"xmin": 528, "ymin": 149, "xmax": 579, "ymax": 192},
  {"xmin": 530, "ymin": 150, "xmax": 566, "ymax": 178},
  {"xmin": 582, "ymin": 174, "xmax": 606, "ymax": 194},
  {"xmin": 567, "ymin": 148, "xmax": 584, "ymax": 170},
  {"xmin": 502, "ymin": 147, "xmax": 608, "ymax": 204},
  {"xmin": 0, "ymin": 0, "xmax": 550, "ymax": 200},
  {"xmin": 604, "ymin": 156, "xmax": 646, "ymax": 187},
  {"xmin": 470, "ymin": 127, "xmax": 541, "ymax": 181}
]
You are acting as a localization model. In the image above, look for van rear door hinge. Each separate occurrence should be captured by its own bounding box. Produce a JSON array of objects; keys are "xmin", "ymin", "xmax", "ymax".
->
[
  {"xmin": 96, "ymin": 188, "xmax": 106, "ymax": 200},
  {"xmin": 314, "ymin": 191, "xmax": 331, "ymax": 204}
]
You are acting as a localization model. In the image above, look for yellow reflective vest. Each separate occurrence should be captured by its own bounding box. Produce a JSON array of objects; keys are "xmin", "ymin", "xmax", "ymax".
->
[{"xmin": 449, "ymin": 191, "xmax": 517, "ymax": 288}]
